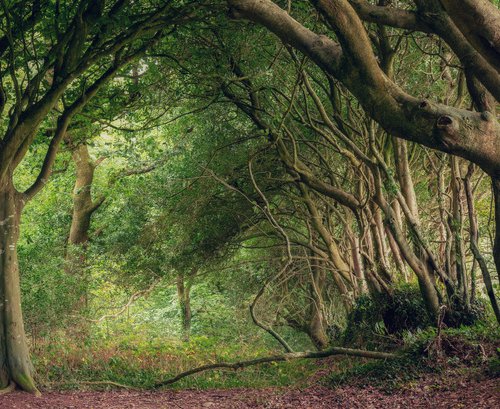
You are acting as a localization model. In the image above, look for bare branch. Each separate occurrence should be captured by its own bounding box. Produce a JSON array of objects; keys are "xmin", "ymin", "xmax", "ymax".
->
[{"xmin": 154, "ymin": 347, "xmax": 398, "ymax": 388}]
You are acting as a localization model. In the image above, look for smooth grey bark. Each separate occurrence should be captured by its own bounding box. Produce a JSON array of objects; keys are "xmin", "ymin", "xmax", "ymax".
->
[{"xmin": 0, "ymin": 174, "xmax": 39, "ymax": 394}]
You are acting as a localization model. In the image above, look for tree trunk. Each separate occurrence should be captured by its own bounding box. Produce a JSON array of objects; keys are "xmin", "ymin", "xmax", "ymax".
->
[
  {"xmin": 176, "ymin": 275, "xmax": 192, "ymax": 342},
  {"xmin": 493, "ymin": 179, "xmax": 500, "ymax": 272},
  {"xmin": 298, "ymin": 183, "xmax": 352, "ymax": 302},
  {"xmin": 449, "ymin": 156, "xmax": 468, "ymax": 300},
  {"xmin": 370, "ymin": 204, "xmax": 392, "ymax": 284},
  {"xmin": 464, "ymin": 171, "xmax": 500, "ymax": 323},
  {"xmin": 65, "ymin": 143, "xmax": 105, "ymax": 310},
  {"xmin": 393, "ymin": 139, "xmax": 418, "ymax": 219},
  {"xmin": 68, "ymin": 144, "xmax": 102, "ymax": 247},
  {"xmin": 392, "ymin": 139, "xmax": 445, "ymax": 314},
  {"xmin": 349, "ymin": 234, "xmax": 367, "ymax": 294},
  {"xmin": 372, "ymin": 168, "xmax": 441, "ymax": 319},
  {"xmin": 491, "ymin": 178, "xmax": 500, "ymax": 311},
  {"xmin": 308, "ymin": 260, "xmax": 329, "ymax": 350},
  {"xmin": 0, "ymin": 173, "xmax": 39, "ymax": 394}
]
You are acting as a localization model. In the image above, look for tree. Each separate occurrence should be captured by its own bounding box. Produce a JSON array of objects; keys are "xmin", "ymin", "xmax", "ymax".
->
[
  {"xmin": 226, "ymin": 0, "xmax": 500, "ymax": 322},
  {"xmin": 0, "ymin": 0, "xmax": 197, "ymax": 393}
]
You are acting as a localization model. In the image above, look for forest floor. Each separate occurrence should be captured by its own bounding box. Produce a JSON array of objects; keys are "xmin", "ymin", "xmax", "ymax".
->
[{"xmin": 1, "ymin": 365, "xmax": 498, "ymax": 408}]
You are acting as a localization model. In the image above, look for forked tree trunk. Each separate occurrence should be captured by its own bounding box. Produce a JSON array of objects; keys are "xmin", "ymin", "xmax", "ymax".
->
[
  {"xmin": 392, "ymin": 140, "xmax": 445, "ymax": 315},
  {"xmin": 0, "ymin": 174, "xmax": 39, "ymax": 394},
  {"xmin": 65, "ymin": 144, "xmax": 104, "ymax": 311},
  {"xmin": 372, "ymin": 168, "xmax": 441, "ymax": 319},
  {"xmin": 68, "ymin": 144, "xmax": 103, "ymax": 248}
]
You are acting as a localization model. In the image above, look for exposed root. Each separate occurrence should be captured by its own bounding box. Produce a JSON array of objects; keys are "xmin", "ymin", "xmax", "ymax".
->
[
  {"xmin": 13, "ymin": 374, "xmax": 41, "ymax": 396},
  {"xmin": 0, "ymin": 382, "xmax": 15, "ymax": 395}
]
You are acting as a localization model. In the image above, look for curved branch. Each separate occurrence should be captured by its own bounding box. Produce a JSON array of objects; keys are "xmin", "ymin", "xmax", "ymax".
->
[
  {"xmin": 228, "ymin": 0, "xmax": 500, "ymax": 177},
  {"xmin": 348, "ymin": 0, "xmax": 431, "ymax": 32},
  {"xmin": 440, "ymin": 0, "xmax": 500, "ymax": 70},
  {"xmin": 250, "ymin": 283, "xmax": 294, "ymax": 353},
  {"xmin": 90, "ymin": 279, "xmax": 161, "ymax": 323},
  {"xmin": 23, "ymin": 59, "xmax": 125, "ymax": 201},
  {"xmin": 0, "ymin": 382, "xmax": 15, "ymax": 395}
]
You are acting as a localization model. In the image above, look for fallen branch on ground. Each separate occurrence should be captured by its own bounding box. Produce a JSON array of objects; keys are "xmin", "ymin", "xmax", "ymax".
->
[
  {"xmin": 47, "ymin": 380, "xmax": 138, "ymax": 390},
  {"xmin": 78, "ymin": 380, "xmax": 139, "ymax": 389},
  {"xmin": 154, "ymin": 347, "xmax": 398, "ymax": 388}
]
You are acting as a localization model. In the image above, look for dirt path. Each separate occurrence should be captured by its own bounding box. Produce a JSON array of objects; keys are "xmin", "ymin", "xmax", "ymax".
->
[{"xmin": 0, "ymin": 376, "xmax": 498, "ymax": 409}]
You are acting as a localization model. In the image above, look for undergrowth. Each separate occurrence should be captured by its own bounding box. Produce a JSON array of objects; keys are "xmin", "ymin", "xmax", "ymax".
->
[
  {"xmin": 341, "ymin": 283, "xmax": 487, "ymax": 351},
  {"xmin": 329, "ymin": 320, "xmax": 499, "ymax": 392},
  {"xmin": 29, "ymin": 284, "xmax": 498, "ymax": 392},
  {"xmin": 31, "ymin": 330, "xmax": 317, "ymax": 391}
]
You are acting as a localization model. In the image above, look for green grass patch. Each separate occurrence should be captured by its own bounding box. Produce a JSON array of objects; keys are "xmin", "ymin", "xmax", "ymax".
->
[{"xmin": 32, "ymin": 331, "xmax": 318, "ymax": 390}]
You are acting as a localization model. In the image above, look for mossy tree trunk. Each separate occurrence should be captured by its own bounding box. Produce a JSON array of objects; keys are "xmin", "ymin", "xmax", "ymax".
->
[
  {"xmin": 69, "ymin": 144, "xmax": 102, "ymax": 247},
  {"xmin": 64, "ymin": 143, "xmax": 105, "ymax": 311},
  {"xmin": 176, "ymin": 277, "xmax": 192, "ymax": 342}
]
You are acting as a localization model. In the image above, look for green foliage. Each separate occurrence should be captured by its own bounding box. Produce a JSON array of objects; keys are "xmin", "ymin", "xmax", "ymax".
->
[
  {"xmin": 343, "ymin": 285, "xmax": 488, "ymax": 350},
  {"xmin": 444, "ymin": 297, "xmax": 486, "ymax": 327},
  {"xmin": 342, "ymin": 284, "xmax": 433, "ymax": 348},
  {"xmin": 331, "ymin": 321, "xmax": 499, "ymax": 392},
  {"xmin": 5, "ymin": 0, "xmax": 498, "ymax": 393},
  {"xmin": 329, "ymin": 354, "xmax": 433, "ymax": 393}
]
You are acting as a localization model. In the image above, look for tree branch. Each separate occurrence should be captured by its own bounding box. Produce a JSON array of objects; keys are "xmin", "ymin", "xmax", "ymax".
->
[
  {"xmin": 348, "ymin": 0, "xmax": 431, "ymax": 32},
  {"xmin": 23, "ymin": 63, "xmax": 123, "ymax": 201},
  {"xmin": 227, "ymin": 0, "xmax": 500, "ymax": 177},
  {"xmin": 154, "ymin": 347, "xmax": 398, "ymax": 388}
]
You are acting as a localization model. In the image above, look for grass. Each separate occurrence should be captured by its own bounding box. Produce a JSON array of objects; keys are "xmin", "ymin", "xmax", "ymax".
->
[
  {"xmin": 31, "ymin": 330, "xmax": 319, "ymax": 390},
  {"xmin": 30, "ymin": 317, "xmax": 499, "ymax": 392}
]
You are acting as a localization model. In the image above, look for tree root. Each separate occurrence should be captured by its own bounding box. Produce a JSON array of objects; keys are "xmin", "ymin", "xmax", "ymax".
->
[
  {"xmin": 154, "ymin": 347, "xmax": 398, "ymax": 388},
  {"xmin": 0, "ymin": 382, "xmax": 16, "ymax": 395}
]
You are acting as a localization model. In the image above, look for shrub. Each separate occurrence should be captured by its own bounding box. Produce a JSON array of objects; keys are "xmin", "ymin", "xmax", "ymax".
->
[
  {"xmin": 444, "ymin": 296, "xmax": 486, "ymax": 327},
  {"xmin": 342, "ymin": 284, "xmax": 432, "ymax": 347}
]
